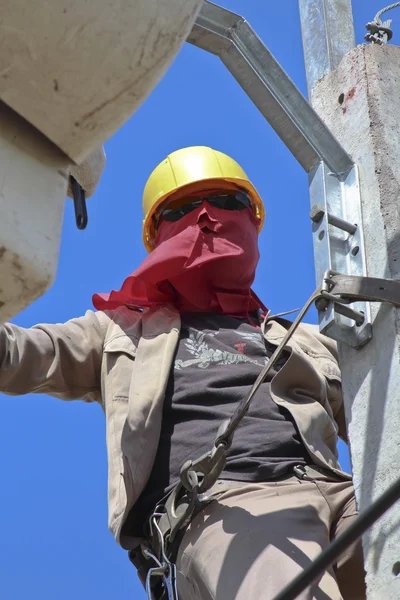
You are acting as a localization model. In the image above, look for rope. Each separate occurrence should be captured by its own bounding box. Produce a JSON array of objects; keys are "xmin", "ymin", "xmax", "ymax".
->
[{"xmin": 374, "ymin": 2, "xmax": 400, "ymax": 24}]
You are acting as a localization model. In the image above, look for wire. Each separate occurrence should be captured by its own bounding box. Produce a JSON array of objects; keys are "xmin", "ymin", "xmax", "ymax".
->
[
  {"xmin": 375, "ymin": 2, "xmax": 400, "ymax": 24},
  {"xmin": 272, "ymin": 475, "xmax": 400, "ymax": 600}
]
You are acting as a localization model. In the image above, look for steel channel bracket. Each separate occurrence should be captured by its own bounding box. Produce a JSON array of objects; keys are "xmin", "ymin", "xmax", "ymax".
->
[{"xmin": 309, "ymin": 162, "xmax": 372, "ymax": 348}]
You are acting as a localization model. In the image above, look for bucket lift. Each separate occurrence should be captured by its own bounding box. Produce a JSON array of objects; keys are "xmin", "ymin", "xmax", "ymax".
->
[{"xmin": 0, "ymin": 0, "xmax": 203, "ymax": 322}]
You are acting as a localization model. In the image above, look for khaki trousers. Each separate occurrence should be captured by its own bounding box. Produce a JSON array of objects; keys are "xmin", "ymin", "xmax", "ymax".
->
[{"xmin": 176, "ymin": 467, "xmax": 366, "ymax": 600}]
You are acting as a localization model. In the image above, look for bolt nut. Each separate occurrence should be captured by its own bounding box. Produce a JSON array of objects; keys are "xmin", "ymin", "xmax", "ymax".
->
[
  {"xmin": 315, "ymin": 297, "xmax": 329, "ymax": 312},
  {"xmin": 310, "ymin": 204, "xmax": 325, "ymax": 223}
]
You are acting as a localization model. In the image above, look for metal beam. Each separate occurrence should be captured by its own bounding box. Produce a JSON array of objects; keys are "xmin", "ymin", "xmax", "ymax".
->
[
  {"xmin": 299, "ymin": 0, "xmax": 356, "ymax": 96},
  {"xmin": 187, "ymin": 1, "xmax": 353, "ymax": 178}
]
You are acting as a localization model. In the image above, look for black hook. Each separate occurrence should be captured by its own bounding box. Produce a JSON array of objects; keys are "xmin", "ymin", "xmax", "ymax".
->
[{"xmin": 70, "ymin": 175, "xmax": 88, "ymax": 230}]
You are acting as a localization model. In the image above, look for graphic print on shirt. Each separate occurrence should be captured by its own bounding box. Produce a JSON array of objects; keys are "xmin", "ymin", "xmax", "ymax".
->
[
  {"xmin": 175, "ymin": 328, "xmax": 266, "ymax": 370},
  {"xmin": 234, "ymin": 342, "xmax": 247, "ymax": 354},
  {"xmin": 236, "ymin": 329, "xmax": 266, "ymax": 350}
]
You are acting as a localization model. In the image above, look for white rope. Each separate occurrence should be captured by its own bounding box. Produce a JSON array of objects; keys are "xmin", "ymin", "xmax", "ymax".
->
[{"xmin": 374, "ymin": 2, "xmax": 400, "ymax": 25}]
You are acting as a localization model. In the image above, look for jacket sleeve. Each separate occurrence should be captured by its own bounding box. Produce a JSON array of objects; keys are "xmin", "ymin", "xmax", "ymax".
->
[
  {"xmin": 0, "ymin": 310, "xmax": 110, "ymax": 402},
  {"xmin": 325, "ymin": 379, "xmax": 348, "ymax": 444},
  {"xmin": 301, "ymin": 323, "xmax": 348, "ymax": 444}
]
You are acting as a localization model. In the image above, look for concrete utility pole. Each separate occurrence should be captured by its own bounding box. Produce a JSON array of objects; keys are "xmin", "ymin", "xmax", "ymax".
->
[{"xmin": 300, "ymin": 1, "xmax": 400, "ymax": 597}]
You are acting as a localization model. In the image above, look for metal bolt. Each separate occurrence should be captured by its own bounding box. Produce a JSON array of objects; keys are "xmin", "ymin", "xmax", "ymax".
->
[
  {"xmin": 334, "ymin": 303, "xmax": 365, "ymax": 326},
  {"xmin": 315, "ymin": 297, "xmax": 365, "ymax": 327},
  {"xmin": 310, "ymin": 204, "xmax": 357, "ymax": 235}
]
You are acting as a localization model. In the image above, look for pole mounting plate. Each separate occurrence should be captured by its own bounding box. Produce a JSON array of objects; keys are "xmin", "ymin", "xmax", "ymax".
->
[{"xmin": 309, "ymin": 162, "xmax": 372, "ymax": 348}]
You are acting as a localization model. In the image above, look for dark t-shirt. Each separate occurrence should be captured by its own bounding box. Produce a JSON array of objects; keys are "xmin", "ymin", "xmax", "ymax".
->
[{"xmin": 128, "ymin": 313, "xmax": 309, "ymax": 536}]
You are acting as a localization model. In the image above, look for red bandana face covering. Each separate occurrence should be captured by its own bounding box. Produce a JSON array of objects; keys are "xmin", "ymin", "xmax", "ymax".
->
[{"xmin": 93, "ymin": 201, "xmax": 266, "ymax": 318}]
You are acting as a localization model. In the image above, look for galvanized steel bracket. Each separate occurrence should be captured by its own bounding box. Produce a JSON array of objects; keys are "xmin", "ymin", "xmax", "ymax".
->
[{"xmin": 309, "ymin": 162, "xmax": 372, "ymax": 348}]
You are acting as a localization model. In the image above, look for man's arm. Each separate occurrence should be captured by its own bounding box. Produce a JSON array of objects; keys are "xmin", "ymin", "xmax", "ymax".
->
[
  {"xmin": 0, "ymin": 310, "xmax": 110, "ymax": 402},
  {"xmin": 325, "ymin": 379, "xmax": 348, "ymax": 444}
]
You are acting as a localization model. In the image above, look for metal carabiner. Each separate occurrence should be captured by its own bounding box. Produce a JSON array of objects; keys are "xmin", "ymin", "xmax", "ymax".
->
[
  {"xmin": 143, "ymin": 513, "xmax": 180, "ymax": 600},
  {"xmin": 162, "ymin": 562, "xmax": 179, "ymax": 600},
  {"xmin": 145, "ymin": 562, "xmax": 179, "ymax": 600}
]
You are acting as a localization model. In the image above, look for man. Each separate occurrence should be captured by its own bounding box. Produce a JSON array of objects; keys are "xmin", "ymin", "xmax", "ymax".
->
[{"xmin": 0, "ymin": 146, "xmax": 365, "ymax": 599}]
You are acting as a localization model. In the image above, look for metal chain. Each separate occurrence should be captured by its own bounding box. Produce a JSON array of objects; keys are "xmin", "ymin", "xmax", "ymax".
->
[{"xmin": 375, "ymin": 2, "xmax": 400, "ymax": 24}]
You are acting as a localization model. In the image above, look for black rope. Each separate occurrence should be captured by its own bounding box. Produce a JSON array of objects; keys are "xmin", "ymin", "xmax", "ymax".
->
[{"xmin": 273, "ymin": 476, "xmax": 400, "ymax": 600}]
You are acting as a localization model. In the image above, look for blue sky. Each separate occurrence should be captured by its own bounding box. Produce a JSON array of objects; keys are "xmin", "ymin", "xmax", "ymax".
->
[{"xmin": 0, "ymin": 1, "xmax": 393, "ymax": 598}]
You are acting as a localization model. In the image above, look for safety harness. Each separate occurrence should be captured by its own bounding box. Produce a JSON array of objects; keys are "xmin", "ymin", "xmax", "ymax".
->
[{"xmin": 132, "ymin": 270, "xmax": 400, "ymax": 600}]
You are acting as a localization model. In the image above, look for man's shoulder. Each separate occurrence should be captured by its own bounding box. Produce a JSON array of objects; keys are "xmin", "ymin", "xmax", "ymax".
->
[
  {"xmin": 96, "ymin": 306, "xmax": 143, "ymax": 342},
  {"xmin": 264, "ymin": 316, "xmax": 338, "ymax": 363},
  {"xmin": 297, "ymin": 322, "xmax": 338, "ymax": 361},
  {"xmin": 100, "ymin": 305, "xmax": 181, "ymax": 355}
]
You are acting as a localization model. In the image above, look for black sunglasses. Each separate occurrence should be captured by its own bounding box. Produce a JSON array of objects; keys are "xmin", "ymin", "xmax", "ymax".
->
[{"xmin": 158, "ymin": 191, "xmax": 252, "ymax": 223}]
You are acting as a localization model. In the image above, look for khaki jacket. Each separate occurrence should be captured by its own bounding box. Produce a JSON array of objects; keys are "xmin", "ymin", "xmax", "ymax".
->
[{"xmin": 0, "ymin": 306, "xmax": 350, "ymax": 550}]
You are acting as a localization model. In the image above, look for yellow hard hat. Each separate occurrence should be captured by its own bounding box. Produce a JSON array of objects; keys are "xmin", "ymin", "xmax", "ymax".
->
[{"xmin": 142, "ymin": 146, "xmax": 265, "ymax": 252}]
